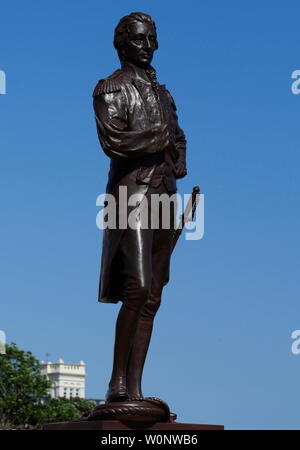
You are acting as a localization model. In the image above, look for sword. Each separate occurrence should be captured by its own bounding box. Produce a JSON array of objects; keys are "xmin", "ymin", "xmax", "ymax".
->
[{"xmin": 172, "ymin": 186, "xmax": 200, "ymax": 251}]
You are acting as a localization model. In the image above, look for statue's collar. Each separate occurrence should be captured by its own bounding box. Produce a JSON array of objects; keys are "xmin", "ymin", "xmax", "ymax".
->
[{"xmin": 121, "ymin": 62, "xmax": 156, "ymax": 83}]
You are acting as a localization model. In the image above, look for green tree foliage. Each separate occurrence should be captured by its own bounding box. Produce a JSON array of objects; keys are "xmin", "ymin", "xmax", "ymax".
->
[
  {"xmin": 0, "ymin": 342, "xmax": 51, "ymax": 427},
  {"xmin": 42, "ymin": 397, "xmax": 95, "ymax": 423},
  {"xmin": 0, "ymin": 343, "xmax": 95, "ymax": 428}
]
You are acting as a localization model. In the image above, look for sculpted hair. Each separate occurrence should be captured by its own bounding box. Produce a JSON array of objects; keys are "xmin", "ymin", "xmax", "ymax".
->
[{"xmin": 113, "ymin": 12, "xmax": 158, "ymax": 60}]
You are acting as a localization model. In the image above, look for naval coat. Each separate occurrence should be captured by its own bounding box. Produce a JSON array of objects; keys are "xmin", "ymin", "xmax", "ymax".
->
[{"xmin": 93, "ymin": 62, "xmax": 186, "ymax": 303}]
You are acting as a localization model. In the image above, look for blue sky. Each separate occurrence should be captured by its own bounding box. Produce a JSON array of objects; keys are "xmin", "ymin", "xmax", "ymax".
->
[{"xmin": 1, "ymin": 0, "xmax": 300, "ymax": 429}]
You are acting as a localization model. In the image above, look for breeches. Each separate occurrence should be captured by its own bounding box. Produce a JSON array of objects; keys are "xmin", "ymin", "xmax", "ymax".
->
[{"xmin": 116, "ymin": 182, "xmax": 177, "ymax": 318}]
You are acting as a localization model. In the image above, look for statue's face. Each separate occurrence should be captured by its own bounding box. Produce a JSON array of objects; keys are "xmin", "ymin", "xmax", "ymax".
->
[{"xmin": 123, "ymin": 21, "xmax": 157, "ymax": 67}]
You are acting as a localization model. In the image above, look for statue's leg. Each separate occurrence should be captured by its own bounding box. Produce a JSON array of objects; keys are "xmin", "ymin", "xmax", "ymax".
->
[
  {"xmin": 126, "ymin": 289, "xmax": 162, "ymax": 399},
  {"xmin": 105, "ymin": 227, "xmax": 153, "ymax": 403},
  {"xmin": 126, "ymin": 188, "xmax": 176, "ymax": 399},
  {"xmin": 105, "ymin": 303, "xmax": 140, "ymax": 402}
]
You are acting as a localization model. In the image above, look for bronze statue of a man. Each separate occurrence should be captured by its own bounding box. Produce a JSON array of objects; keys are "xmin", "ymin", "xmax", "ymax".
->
[{"xmin": 93, "ymin": 12, "xmax": 187, "ymax": 404}]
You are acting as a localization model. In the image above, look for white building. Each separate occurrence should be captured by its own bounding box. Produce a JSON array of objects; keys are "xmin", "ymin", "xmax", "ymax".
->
[{"xmin": 40, "ymin": 359, "xmax": 86, "ymax": 399}]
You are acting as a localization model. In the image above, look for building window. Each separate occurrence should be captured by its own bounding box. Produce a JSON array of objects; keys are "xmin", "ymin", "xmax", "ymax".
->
[
  {"xmin": 63, "ymin": 388, "xmax": 67, "ymax": 398},
  {"xmin": 76, "ymin": 389, "xmax": 79, "ymax": 397}
]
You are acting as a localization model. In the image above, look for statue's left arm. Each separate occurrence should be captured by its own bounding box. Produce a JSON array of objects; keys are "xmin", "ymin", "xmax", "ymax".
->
[
  {"xmin": 166, "ymin": 89, "xmax": 187, "ymax": 179},
  {"xmin": 174, "ymin": 122, "xmax": 187, "ymax": 178}
]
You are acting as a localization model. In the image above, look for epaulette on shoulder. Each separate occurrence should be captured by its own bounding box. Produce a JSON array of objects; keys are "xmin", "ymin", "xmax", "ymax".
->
[{"xmin": 93, "ymin": 69, "xmax": 129, "ymax": 97}]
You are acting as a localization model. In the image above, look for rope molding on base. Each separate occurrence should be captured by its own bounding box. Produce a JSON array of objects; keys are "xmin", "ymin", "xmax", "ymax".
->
[{"xmin": 80, "ymin": 396, "xmax": 172, "ymax": 422}]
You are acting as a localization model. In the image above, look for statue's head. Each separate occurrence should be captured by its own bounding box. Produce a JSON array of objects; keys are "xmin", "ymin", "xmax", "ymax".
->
[{"xmin": 114, "ymin": 12, "xmax": 158, "ymax": 68}]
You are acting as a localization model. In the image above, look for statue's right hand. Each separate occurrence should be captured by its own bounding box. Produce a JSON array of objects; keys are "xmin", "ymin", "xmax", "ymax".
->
[
  {"xmin": 151, "ymin": 123, "xmax": 167, "ymax": 139},
  {"xmin": 153, "ymin": 124, "xmax": 178, "ymax": 158}
]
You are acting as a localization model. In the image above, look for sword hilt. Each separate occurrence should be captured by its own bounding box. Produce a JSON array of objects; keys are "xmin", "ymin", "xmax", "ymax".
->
[{"xmin": 172, "ymin": 185, "xmax": 201, "ymax": 251}]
